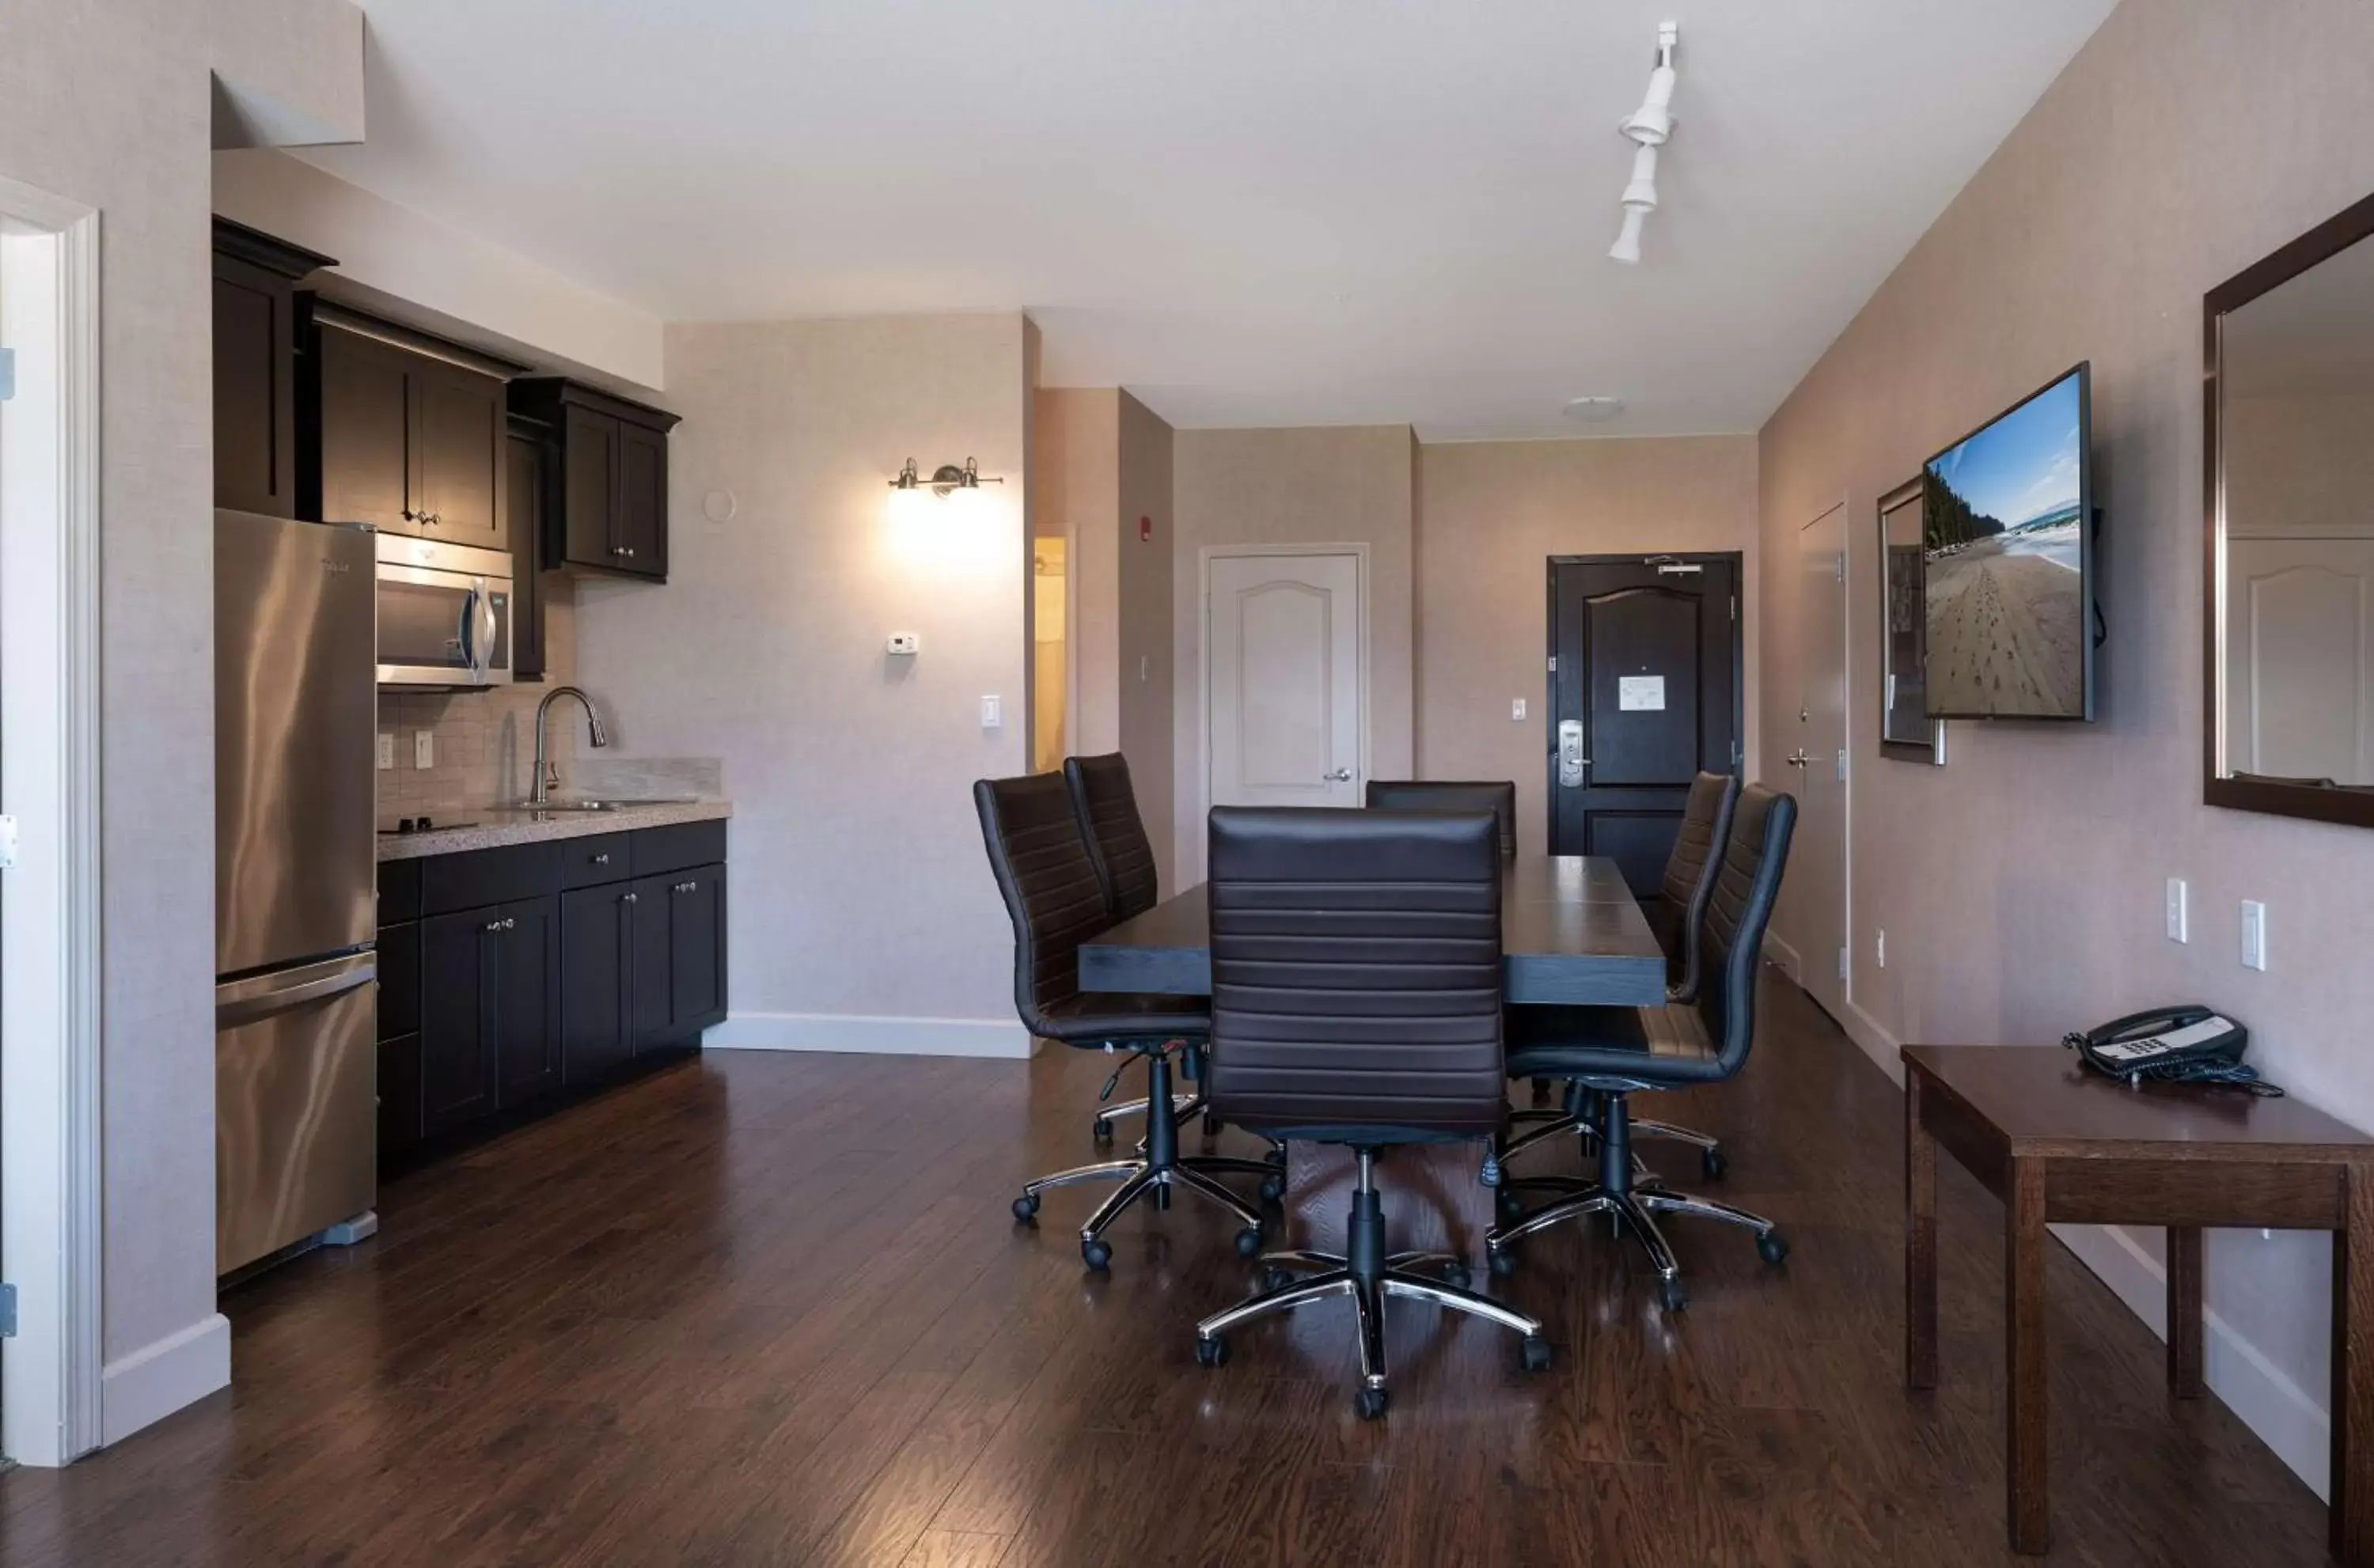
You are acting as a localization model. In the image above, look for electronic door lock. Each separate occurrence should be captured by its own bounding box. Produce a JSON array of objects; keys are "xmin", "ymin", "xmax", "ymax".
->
[{"xmin": 1557, "ymin": 720, "xmax": 1589, "ymax": 788}]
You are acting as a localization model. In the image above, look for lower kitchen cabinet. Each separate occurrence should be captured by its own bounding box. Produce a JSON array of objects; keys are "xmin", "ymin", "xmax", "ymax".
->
[{"xmin": 381, "ymin": 821, "xmax": 726, "ymax": 1163}]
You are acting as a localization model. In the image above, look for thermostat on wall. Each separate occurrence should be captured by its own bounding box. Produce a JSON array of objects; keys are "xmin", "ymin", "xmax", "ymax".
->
[{"xmin": 886, "ymin": 632, "xmax": 920, "ymax": 656}]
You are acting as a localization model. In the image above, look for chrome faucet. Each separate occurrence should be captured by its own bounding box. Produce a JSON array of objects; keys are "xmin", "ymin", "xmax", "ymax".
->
[{"xmin": 530, "ymin": 686, "xmax": 609, "ymax": 805}]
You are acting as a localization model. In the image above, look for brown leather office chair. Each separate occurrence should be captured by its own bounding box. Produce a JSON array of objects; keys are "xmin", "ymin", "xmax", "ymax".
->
[
  {"xmin": 977, "ymin": 773, "xmax": 1281, "ymax": 1270},
  {"xmin": 1363, "ymin": 779, "xmax": 1518, "ymax": 859},
  {"xmin": 1190, "ymin": 805, "xmax": 1552, "ymax": 1418},
  {"xmin": 1486, "ymin": 785, "xmax": 1796, "ymax": 1312},
  {"xmin": 1498, "ymin": 769, "xmax": 1741, "ymax": 1180}
]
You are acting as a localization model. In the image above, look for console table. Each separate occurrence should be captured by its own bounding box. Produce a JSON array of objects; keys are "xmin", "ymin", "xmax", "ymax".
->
[{"xmin": 1902, "ymin": 1043, "xmax": 2374, "ymax": 1560}]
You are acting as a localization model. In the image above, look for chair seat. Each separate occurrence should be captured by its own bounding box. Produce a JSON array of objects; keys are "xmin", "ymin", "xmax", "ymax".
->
[
  {"xmin": 1504, "ymin": 1002, "xmax": 1720, "ymax": 1087},
  {"xmin": 1037, "ymin": 991, "xmax": 1210, "ymax": 1045}
]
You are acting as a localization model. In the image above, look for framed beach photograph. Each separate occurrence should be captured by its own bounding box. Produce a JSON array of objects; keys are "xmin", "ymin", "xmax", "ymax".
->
[{"xmin": 1879, "ymin": 477, "xmax": 1947, "ymax": 763}]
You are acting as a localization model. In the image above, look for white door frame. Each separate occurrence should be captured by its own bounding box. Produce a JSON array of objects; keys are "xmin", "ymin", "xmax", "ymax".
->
[
  {"xmin": 1192, "ymin": 543, "xmax": 1371, "ymax": 884},
  {"xmin": 0, "ymin": 174, "xmax": 106, "ymax": 1467}
]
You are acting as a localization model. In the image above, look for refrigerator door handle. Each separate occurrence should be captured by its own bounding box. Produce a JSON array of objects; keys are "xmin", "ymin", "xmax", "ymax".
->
[{"xmin": 216, "ymin": 955, "xmax": 377, "ymax": 1029}]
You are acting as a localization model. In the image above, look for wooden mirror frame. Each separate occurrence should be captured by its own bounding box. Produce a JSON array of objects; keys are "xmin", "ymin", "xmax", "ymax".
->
[{"xmin": 2203, "ymin": 188, "xmax": 2374, "ymax": 828}]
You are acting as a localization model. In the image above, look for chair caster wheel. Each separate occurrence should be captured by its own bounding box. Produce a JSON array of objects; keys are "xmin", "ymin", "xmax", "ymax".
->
[
  {"xmin": 1488, "ymin": 1245, "xmax": 1517, "ymax": 1278},
  {"xmin": 1443, "ymin": 1262, "xmax": 1473, "ymax": 1290},
  {"xmin": 1258, "ymin": 1172, "xmax": 1286, "ymax": 1205},
  {"xmin": 1530, "ymin": 1076, "xmax": 1553, "ymax": 1107},
  {"xmin": 1258, "ymin": 1264, "xmax": 1292, "ymax": 1294},
  {"xmin": 1757, "ymin": 1229, "xmax": 1790, "ymax": 1265},
  {"xmin": 1196, "ymin": 1333, "xmax": 1228, "ymax": 1367},
  {"xmin": 1657, "ymin": 1275, "xmax": 1688, "ymax": 1312},
  {"xmin": 1702, "ymin": 1146, "xmax": 1728, "ymax": 1181},
  {"xmin": 1082, "ymin": 1238, "xmax": 1112, "ymax": 1271},
  {"xmin": 1495, "ymin": 1187, "xmax": 1525, "ymax": 1224},
  {"xmin": 1521, "ymin": 1335, "xmax": 1553, "ymax": 1373},
  {"xmin": 1234, "ymin": 1225, "xmax": 1264, "ymax": 1259},
  {"xmin": 1012, "ymin": 1193, "xmax": 1040, "ymax": 1222},
  {"xmin": 1091, "ymin": 1118, "xmax": 1113, "ymax": 1142},
  {"xmin": 1355, "ymin": 1386, "xmax": 1389, "ymax": 1420}
]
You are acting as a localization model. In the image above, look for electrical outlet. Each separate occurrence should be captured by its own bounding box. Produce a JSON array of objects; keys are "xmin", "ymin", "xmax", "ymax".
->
[
  {"xmin": 2240, "ymin": 900, "xmax": 2267, "ymax": 971},
  {"xmin": 1874, "ymin": 929, "xmax": 1886, "ymax": 968},
  {"xmin": 2166, "ymin": 877, "xmax": 2189, "ymax": 944},
  {"xmin": 414, "ymin": 731, "xmax": 435, "ymax": 770},
  {"xmin": 377, "ymin": 733, "xmax": 396, "ymax": 771},
  {"xmin": 1511, "ymin": 698, "xmax": 1527, "ymax": 722}
]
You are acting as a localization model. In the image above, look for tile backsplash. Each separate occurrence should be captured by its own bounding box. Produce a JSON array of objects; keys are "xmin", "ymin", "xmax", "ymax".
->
[{"xmin": 377, "ymin": 581, "xmax": 582, "ymax": 813}]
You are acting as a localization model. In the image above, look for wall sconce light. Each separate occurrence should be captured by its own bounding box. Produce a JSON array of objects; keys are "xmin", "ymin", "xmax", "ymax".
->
[{"xmin": 889, "ymin": 456, "xmax": 1005, "ymax": 497}]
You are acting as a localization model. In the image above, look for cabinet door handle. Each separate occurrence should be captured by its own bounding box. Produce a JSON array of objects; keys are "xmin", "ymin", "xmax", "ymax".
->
[
  {"xmin": 593, "ymin": 853, "xmax": 610, "ymax": 865},
  {"xmin": 623, "ymin": 892, "xmax": 639, "ymax": 904},
  {"xmin": 485, "ymin": 918, "xmax": 503, "ymax": 932}
]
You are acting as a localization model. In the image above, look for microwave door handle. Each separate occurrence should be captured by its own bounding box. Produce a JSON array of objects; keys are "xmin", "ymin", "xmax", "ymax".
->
[
  {"xmin": 455, "ymin": 583, "xmax": 480, "ymax": 675},
  {"xmin": 475, "ymin": 582, "xmax": 499, "ymax": 680}
]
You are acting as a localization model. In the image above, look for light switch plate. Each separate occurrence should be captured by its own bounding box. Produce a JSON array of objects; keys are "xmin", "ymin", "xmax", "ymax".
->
[
  {"xmin": 980, "ymin": 695, "xmax": 1002, "ymax": 729},
  {"xmin": 2240, "ymin": 900, "xmax": 2267, "ymax": 971},
  {"xmin": 377, "ymin": 733, "xmax": 396, "ymax": 771},
  {"xmin": 414, "ymin": 731, "xmax": 435, "ymax": 770},
  {"xmin": 2165, "ymin": 877, "xmax": 2188, "ymax": 943},
  {"xmin": 1511, "ymin": 698, "xmax": 1527, "ymax": 722}
]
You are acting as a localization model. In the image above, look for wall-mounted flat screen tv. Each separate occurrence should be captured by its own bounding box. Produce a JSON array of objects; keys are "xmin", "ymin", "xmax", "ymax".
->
[{"xmin": 1921, "ymin": 363, "xmax": 2094, "ymax": 721}]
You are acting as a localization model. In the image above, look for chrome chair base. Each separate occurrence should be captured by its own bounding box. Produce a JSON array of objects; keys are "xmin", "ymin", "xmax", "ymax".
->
[
  {"xmin": 1495, "ymin": 1084, "xmax": 1730, "ymax": 1183},
  {"xmin": 1193, "ymin": 1150, "xmax": 1550, "ymax": 1417}
]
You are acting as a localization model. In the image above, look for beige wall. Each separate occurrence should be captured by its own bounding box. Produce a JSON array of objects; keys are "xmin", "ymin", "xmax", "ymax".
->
[
  {"xmin": 1170, "ymin": 426, "xmax": 1415, "ymax": 881},
  {"xmin": 1416, "ymin": 436, "xmax": 1762, "ymax": 855},
  {"xmin": 1755, "ymin": 0, "xmax": 2374, "ymax": 1491},
  {"xmin": 2, "ymin": 0, "xmax": 219, "ymax": 1397},
  {"xmin": 575, "ymin": 313, "xmax": 1031, "ymax": 1041},
  {"xmin": 1116, "ymin": 392, "xmax": 1177, "ymax": 891}
]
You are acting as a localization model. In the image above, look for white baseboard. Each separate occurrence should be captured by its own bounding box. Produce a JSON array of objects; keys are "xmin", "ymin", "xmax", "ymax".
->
[
  {"xmin": 2050, "ymin": 1221, "xmax": 2329, "ymax": 1498},
  {"xmin": 100, "ymin": 1312, "xmax": 229, "ymax": 1448},
  {"xmin": 704, "ymin": 1012, "xmax": 1037, "ymax": 1059},
  {"xmin": 1763, "ymin": 931, "xmax": 1803, "ymax": 983}
]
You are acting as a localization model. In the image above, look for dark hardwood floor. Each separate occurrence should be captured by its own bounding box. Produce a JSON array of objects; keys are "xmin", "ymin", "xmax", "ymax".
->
[{"xmin": 0, "ymin": 977, "xmax": 2333, "ymax": 1566}]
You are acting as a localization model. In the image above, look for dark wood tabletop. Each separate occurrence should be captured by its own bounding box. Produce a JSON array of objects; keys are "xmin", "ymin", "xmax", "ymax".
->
[{"xmin": 1076, "ymin": 855, "xmax": 1667, "ymax": 1006}]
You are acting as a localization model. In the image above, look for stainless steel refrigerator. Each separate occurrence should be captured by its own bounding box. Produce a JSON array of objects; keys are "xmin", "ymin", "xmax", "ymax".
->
[{"xmin": 215, "ymin": 508, "xmax": 379, "ymax": 1274}]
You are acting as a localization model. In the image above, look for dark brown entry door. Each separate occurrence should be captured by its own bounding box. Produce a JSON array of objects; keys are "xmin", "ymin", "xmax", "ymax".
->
[{"xmin": 1548, "ymin": 555, "xmax": 1743, "ymax": 893}]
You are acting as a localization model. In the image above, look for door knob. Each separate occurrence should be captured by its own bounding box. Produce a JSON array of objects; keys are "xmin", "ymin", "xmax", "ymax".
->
[{"xmin": 1323, "ymin": 768, "xmax": 1352, "ymax": 782}]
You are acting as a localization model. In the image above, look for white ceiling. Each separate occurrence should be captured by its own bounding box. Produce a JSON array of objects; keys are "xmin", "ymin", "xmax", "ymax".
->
[{"xmin": 306, "ymin": 0, "xmax": 2114, "ymax": 439}]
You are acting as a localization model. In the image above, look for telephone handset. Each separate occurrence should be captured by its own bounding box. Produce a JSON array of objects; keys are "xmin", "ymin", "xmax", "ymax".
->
[{"xmin": 2062, "ymin": 1005, "xmax": 2281, "ymax": 1095}]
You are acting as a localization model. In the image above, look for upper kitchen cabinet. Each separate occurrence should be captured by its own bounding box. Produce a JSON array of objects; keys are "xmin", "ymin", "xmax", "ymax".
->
[
  {"xmin": 211, "ymin": 218, "xmax": 335, "ymax": 518},
  {"xmin": 509, "ymin": 379, "xmax": 681, "ymax": 581},
  {"xmin": 301, "ymin": 303, "xmax": 516, "ymax": 551}
]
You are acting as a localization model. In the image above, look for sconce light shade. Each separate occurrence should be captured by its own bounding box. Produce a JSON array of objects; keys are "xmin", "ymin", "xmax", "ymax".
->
[{"xmin": 890, "ymin": 456, "xmax": 1004, "ymax": 498}]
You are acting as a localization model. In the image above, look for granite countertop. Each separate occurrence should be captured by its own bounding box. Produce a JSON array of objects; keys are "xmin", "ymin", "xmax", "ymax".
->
[{"xmin": 376, "ymin": 799, "xmax": 731, "ymax": 862}]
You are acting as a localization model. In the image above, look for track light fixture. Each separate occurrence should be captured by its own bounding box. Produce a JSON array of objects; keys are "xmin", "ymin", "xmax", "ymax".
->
[{"xmin": 1610, "ymin": 21, "xmax": 1679, "ymax": 265}]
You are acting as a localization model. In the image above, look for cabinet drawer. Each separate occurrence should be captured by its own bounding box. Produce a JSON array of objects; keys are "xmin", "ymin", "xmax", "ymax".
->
[
  {"xmin": 377, "ymin": 920, "xmax": 419, "ymax": 1042},
  {"xmin": 633, "ymin": 820, "xmax": 726, "ymax": 879},
  {"xmin": 420, "ymin": 839, "xmax": 564, "ymax": 916},
  {"xmin": 561, "ymin": 833, "xmax": 633, "ymax": 889},
  {"xmin": 377, "ymin": 858, "xmax": 422, "ymax": 924}
]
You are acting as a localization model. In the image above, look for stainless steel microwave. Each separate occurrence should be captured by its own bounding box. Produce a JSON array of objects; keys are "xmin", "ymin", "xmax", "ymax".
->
[{"xmin": 375, "ymin": 533, "xmax": 513, "ymax": 687}]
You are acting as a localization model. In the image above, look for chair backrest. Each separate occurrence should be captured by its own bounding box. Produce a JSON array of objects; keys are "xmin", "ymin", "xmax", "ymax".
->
[
  {"xmin": 1362, "ymin": 779, "xmax": 1518, "ymax": 859},
  {"xmin": 1205, "ymin": 806, "xmax": 1506, "ymax": 1140},
  {"xmin": 1697, "ymin": 784, "xmax": 1796, "ymax": 1071},
  {"xmin": 1064, "ymin": 752, "xmax": 1159, "ymax": 922},
  {"xmin": 974, "ymin": 772, "xmax": 1111, "ymax": 1036},
  {"xmin": 1655, "ymin": 771, "xmax": 1741, "ymax": 1000}
]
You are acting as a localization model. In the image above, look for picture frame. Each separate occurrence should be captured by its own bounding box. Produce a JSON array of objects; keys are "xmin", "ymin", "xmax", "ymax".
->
[{"xmin": 1879, "ymin": 476, "xmax": 1947, "ymax": 763}]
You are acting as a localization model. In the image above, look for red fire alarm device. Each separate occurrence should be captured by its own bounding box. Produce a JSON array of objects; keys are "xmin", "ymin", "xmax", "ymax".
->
[{"xmin": 1139, "ymin": 516, "xmax": 1153, "ymax": 543}]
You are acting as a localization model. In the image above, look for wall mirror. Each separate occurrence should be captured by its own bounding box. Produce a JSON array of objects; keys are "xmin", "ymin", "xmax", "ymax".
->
[
  {"xmin": 1878, "ymin": 476, "xmax": 1946, "ymax": 763},
  {"xmin": 2206, "ymin": 190, "xmax": 2374, "ymax": 827}
]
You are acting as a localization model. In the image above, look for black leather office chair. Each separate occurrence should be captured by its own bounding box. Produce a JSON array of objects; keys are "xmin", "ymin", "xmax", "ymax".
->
[
  {"xmin": 1191, "ymin": 806, "xmax": 1552, "ymax": 1418},
  {"xmin": 1498, "ymin": 770, "xmax": 1740, "ymax": 1180},
  {"xmin": 1485, "ymin": 784, "xmax": 1796, "ymax": 1312},
  {"xmin": 1363, "ymin": 779, "xmax": 1518, "ymax": 859},
  {"xmin": 977, "ymin": 774, "xmax": 1281, "ymax": 1270}
]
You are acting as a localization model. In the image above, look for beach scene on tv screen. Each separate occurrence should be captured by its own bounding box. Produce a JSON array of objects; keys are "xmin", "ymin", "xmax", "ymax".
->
[{"xmin": 1922, "ymin": 372, "xmax": 2084, "ymax": 716}]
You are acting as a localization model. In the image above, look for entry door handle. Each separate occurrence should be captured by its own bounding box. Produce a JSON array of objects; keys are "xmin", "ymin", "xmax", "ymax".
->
[
  {"xmin": 1322, "ymin": 768, "xmax": 1352, "ymax": 782},
  {"xmin": 1786, "ymin": 748, "xmax": 1811, "ymax": 769},
  {"xmin": 1557, "ymin": 720, "xmax": 1588, "ymax": 788}
]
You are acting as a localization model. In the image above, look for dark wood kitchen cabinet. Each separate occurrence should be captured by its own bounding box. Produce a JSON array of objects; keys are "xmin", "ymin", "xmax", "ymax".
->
[
  {"xmin": 211, "ymin": 218, "xmax": 333, "ymax": 517},
  {"xmin": 509, "ymin": 378, "xmax": 681, "ymax": 580},
  {"xmin": 305, "ymin": 306, "xmax": 514, "ymax": 550},
  {"xmin": 559, "ymin": 881, "xmax": 638, "ymax": 1083},
  {"xmin": 506, "ymin": 415, "xmax": 554, "ymax": 680},
  {"xmin": 417, "ymin": 895, "xmax": 561, "ymax": 1134}
]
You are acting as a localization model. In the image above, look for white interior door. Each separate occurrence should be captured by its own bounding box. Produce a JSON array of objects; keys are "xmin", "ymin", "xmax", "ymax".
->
[
  {"xmin": 2225, "ymin": 537, "xmax": 2374, "ymax": 782},
  {"xmin": 1777, "ymin": 501, "xmax": 1850, "ymax": 1014},
  {"xmin": 1207, "ymin": 551, "xmax": 1363, "ymax": 820}
]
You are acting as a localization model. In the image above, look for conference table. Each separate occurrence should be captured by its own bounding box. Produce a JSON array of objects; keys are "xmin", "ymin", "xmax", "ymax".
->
[{"xmin": 1077, "ymin": 854, "xmax": 1667, "ymax": 1006}]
